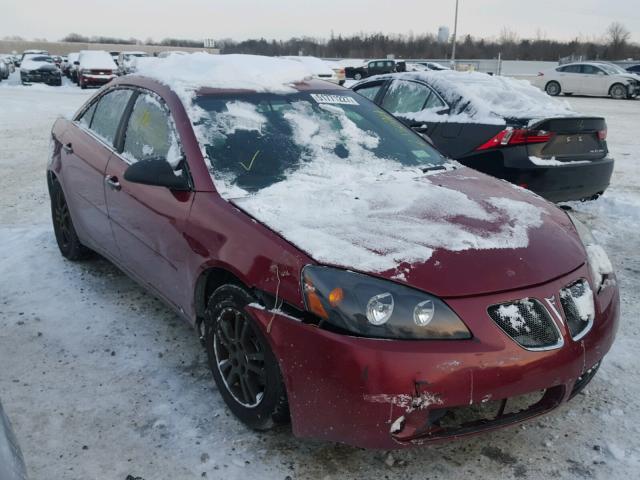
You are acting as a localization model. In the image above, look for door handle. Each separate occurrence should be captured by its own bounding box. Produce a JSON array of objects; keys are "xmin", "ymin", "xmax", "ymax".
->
[
  {"xmin": 105, "ymin": 175, "xmax": 121, "ymax": 191},
  {"xmin": 62, "ymin": 142, "xmax": 73, "ymax": 154}
]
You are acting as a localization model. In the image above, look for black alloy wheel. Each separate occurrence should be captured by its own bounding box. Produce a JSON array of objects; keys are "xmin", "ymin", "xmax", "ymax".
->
[{"xmin": 205, "ymin": 284, "xmax": 289, "ymax": 430}]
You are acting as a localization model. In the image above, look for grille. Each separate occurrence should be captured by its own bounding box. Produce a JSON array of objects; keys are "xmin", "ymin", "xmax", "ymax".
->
[
  {"xmin": 560, "ymin": 278, "xmax": 594, "ymax": 340},
  {"xmin": 488, "ymin": 298, "xmax": 562, "ymax": 350}
]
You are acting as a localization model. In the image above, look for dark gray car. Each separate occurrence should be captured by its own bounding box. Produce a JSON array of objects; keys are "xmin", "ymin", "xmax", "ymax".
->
[{"xmin": 0, "ymin": 399, "xmax": 28, "ymax": 480}]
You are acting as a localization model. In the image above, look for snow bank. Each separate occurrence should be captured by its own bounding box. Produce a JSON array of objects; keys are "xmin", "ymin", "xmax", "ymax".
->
[
  {"xmin": 135, "ymin": 53, "xmax": 313, "ymax": 99},
  {"xmin": 387, "ymin": 71, "xmax": 577, "ymax": 125}
]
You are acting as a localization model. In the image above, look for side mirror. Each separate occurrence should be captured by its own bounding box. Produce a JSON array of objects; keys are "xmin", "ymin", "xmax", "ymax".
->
[
  {"xmin": 74, "ymin": 61, "xmax": 79, "ymax": 65},
  {"xmin": 124, "ymin": 159, "xmax": 190, "ymax": 191},
  {"xmin": 597, "ymin": 71, "xmax": 605, "ymax": 76}
]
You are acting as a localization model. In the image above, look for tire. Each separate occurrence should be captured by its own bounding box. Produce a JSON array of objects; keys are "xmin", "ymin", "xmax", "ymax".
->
[
  {"xmin": 354, "ymin": 72, "xmax": 362, "ymax": 80},
  {"xmin": 50, "ymin": 179, "xmax": 92, "ymax": 260},
  {"xmin": 610, "ymin": 83, "xmax": 627, "ymax": 100},
  {"xmin": 204, "ymin": 284, "xmax": 289, "ymax": 430},
  {"xmin": 545, "ymin": 81, "xmax": 561, "ymax": 96}
]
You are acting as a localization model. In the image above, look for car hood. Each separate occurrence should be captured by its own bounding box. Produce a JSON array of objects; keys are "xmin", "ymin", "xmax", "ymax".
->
[
  {"xmin": 232, "ymin": 164, "xmax": 585, "ymax": 297},
  {"xmin": 616, "ymin": 74, "xmax": 639, "ymax": 82},
  {"xmin": 21, "ymin": 61, "xmax": 56, "ymax": 72}
]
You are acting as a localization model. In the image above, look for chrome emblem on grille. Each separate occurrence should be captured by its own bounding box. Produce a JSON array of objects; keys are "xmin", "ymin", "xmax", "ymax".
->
[{"xmin": 544, "ymin": 295, "xmax": 563, "ymax": 323}]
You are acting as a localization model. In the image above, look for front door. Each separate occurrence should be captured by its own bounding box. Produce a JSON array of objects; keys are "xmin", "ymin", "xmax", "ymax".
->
[{"xmin": 104, "ymin": 90, "xmax": 194, "ymax": 310}]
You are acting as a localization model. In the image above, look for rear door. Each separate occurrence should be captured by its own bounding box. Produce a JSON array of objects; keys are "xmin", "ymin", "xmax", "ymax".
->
[
  {"xmin": 557, "ymin": 65, "xmax": 582, "ymax": 92},
  {"xmin": 59, "ymin": 88, "xmax": 133, "ymax": 257},
  {"xmin": 104, "ymin": 90, "xmax": 194, "ymax": 310}
]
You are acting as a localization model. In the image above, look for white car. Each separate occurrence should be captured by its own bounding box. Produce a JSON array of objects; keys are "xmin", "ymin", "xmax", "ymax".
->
[
  {"xmin": 284, "ymin": 56, "xmax": 345, "ymax": 85},
  {"xmin": 118, "ymin": 51, "xmax": 149, "ymax": 74},
  {"xmin": 537, "ymin": 62, "xmax": 640, "ymax": 99},
  {"xmin": 77, "ymin": 50, "xmax": 118, "ymax": 89}
]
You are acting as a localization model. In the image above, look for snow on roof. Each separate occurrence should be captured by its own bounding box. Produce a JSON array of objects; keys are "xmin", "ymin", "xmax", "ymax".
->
[
  {"xmin": 135, "ymin": 53, "xmax": 313, "ymax": 98},
  {"xmin": 283, "ymin": 56, "xmax": 334, "ymax": 75},
  {"xmin": 78, "ymin": 50, "xmax": 117, "ymax": 70},
  {"xmin": 387, "ymin": 71, "xmax": 577, "ymax": 124}
]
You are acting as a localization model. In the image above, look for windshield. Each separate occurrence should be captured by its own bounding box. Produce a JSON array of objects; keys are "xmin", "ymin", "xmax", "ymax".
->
[
  {"xmin": 194, "ymin": 91, "xmax": 447, "ymax": 194},
  {"xmin": 28, "ymin": 56, "xmax": 52, "ymax": 63}
]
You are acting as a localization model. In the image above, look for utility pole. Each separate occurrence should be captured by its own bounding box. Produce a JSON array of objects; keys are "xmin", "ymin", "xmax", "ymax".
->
[{"xmin": 450, "ymin": 0, "xmax": 459, "ymax": 70}]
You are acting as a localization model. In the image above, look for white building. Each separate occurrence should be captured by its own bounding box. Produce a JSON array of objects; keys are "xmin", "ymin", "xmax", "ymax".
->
[{"xmin": 437, "ymin": 26, "xmax": 450, "ymax": 44}]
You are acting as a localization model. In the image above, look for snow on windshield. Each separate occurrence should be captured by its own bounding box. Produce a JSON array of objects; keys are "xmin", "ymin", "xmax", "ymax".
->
[{"xmin": 389, "ymin": 71, "xmax": 577, "ymax": 124}]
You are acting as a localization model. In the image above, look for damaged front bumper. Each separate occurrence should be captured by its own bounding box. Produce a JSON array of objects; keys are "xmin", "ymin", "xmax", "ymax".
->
[{"xmin": 247, "ymin": 264, "xmax": 619, "ymax": 450}]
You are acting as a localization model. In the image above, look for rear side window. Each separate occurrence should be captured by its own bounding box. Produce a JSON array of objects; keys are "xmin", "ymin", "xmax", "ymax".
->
[
  {"xmin": 354, "ymin": 83, "xmax": 383, "ymax": 101},
  {"xmin": 122, "ymin": 93, "xmax": 181, "ymax": 165},
  {"xmin": 558, "ymin": 65, "xmax": 581, "ymax": 73},
  {"xmin": 90, "ymin": 89, "xmax": 133, "ymax": 146},
  {"xmin": 424, "ymin": 91, "xmax": 446, "ymax": 110},
  {"xmin": 382, "ymin": 80, "xmax": 431, "ymax": 114}
]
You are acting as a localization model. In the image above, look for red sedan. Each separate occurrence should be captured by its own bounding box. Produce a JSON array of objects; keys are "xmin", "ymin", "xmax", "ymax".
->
[{"xmin": 47, "ymin": 55, "xmax": 619, "ymax": 449}]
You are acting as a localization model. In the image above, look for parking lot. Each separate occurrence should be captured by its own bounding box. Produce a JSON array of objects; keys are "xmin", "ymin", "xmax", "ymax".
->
[{"xmin": 0, "ymin": 70, "xmax": 639, "ymax": 479}]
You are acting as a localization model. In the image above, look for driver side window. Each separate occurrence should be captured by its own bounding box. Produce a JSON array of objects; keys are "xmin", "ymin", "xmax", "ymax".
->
[{"xmin": 122, "ymin": 93, "xmax": 181, "ymax": 165}]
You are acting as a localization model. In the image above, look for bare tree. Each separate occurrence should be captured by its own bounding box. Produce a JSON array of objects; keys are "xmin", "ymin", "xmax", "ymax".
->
[
  {"xmin": 499, "ymin": 27, "xmax": 519, "ymax": 45},
  {"xmin": 605, "ymin": 22, "xmax": 631, "ymax": 58}
]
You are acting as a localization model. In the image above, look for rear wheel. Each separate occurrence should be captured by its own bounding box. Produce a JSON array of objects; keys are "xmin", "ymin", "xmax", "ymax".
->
[
  {"xmin": 609, "ymin": 83, "xmax": 627, "ymax": 100},
  {"xmin": 50, "ymin": 179, "xmax": 91, "ymax": 260},
  {"xmin": 545, "ymin": 81, "xmax": 561, "ymax": 96},
  {"xmin": 354, "ymin": 72, "xmax": 362, "ymax": 80},
  {"xmin": 204, "ymin": 284, "xmax": 289, "ymax": 430}
]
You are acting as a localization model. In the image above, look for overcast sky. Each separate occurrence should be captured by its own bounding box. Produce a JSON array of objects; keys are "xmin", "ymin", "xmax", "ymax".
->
[{"xmin": 2, "ymin": 0, "xmax": 639, "ymax": 43}]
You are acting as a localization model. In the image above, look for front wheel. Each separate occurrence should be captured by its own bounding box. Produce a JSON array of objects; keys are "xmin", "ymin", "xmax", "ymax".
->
[
  {"xmin": 204, "ymin": 284, "xmax": 289, "ymax": 430},
  {"xmin": 354, "ymin": 72, "xmax": 362, "ymax": 80},
  {"xmin": 50, "ymin": 179, "xmax": 92, "ymax": 260},
  {"xmin": 545, "ymin": 81, "xmax": 561, "ymax": 96},
  {"xmin": 610, "ymin": 83, "xmax": 627, "ymax": 100}
]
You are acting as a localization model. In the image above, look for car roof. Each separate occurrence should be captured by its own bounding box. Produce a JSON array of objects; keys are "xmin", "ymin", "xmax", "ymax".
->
[{"xmin": 115, "ymin": 75, "xmax": 342, "ymax": 95}]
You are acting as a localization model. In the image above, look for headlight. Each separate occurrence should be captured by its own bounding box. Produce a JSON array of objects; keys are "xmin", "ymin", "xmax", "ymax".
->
[
  {"xmin": 302, "ymin": 265, "xmax": 471, "ymax": 340},
  {"xmin": 566, "ymin": 212, "xmax": 613, "ymax": 292}
]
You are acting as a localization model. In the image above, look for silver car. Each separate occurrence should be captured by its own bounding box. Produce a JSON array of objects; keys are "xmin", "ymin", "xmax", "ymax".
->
[{"xmin": 0, "ymin": 399, "xmax": 28, "ymax": 480}]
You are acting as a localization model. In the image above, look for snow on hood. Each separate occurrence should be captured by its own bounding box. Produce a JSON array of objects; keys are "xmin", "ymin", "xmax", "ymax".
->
[
  {"xmin": 135, "ymin": 53, "xmax": 313, "ymax": 100},
  {"xmin": 78, "ymin": 51, "xmax": 118, "ymax": 70},
  {"xmin": 375, "ymin": 71, "xmax": 577, "ymax": 125},
  {"xmin": 20, "ymin": 58, "xmax": 55, "ymax": 71},
  {"xmin": 232, "ymin": 158, "xmax": 546, "ymax": 274}
]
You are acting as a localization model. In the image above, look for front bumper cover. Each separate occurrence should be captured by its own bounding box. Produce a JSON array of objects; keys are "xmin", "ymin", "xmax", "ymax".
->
[{"xmin": 247, "ymin": 264, "xmax": 619, "ymax": 449}]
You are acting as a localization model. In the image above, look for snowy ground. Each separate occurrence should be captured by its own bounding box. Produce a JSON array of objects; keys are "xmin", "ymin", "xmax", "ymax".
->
[{"xmin": 0, "ymin": 71, "xmax": 639, "ymax": 480}]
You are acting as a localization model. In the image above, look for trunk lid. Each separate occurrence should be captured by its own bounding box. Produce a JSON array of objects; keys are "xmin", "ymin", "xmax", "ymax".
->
[{"xmin": 526, "ymin": 117, "xmax": 608, "ymax": 162}]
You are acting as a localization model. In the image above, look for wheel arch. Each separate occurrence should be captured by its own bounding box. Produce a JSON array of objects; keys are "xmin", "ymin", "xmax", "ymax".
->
[
  {"xmin": 545, "ymin": 80, "xmax": 561, "ymax": 94},
  {"xmin": 608, "ymin": 82, "xmax": 627, "ymax": 96},
  {"xmin": 194, "ymin": 265, "xmax": 248, "ymax": 324}
]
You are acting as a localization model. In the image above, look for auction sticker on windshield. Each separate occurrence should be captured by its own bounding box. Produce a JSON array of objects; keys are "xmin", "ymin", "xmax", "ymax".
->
[{"xmin": 310, "ymin": 94, "xmax": 359, "ymax": 105}]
